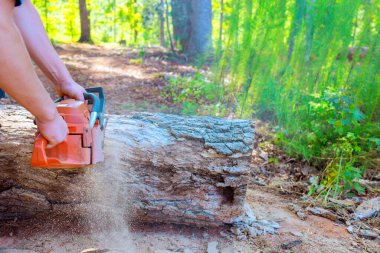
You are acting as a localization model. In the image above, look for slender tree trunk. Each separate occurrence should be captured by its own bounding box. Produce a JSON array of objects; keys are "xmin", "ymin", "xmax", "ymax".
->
[
  {"xmin": 70, "ymin": 20, "xmax": 74, "ymax": 41},
  {"xmin": 165, "ymin": 0, "xmax": 175, "ymax": 52},
  {"xmin": 113, "ymin": 0, "xmax": 117, "ymax": 43},
  {"xmin": 78, "ymin": 0, "xmax": 92, "ymax": 43},
  {"xmin": 159, "ymin": 0, "xmax": 165, "ymax": 47},
  {"xmin": 239, "ymin": 1, "xmax": 255, "ymax": 117},
  {"xmin": 219, "ymin": 0, "xmax": 224, "ymax": 46},
  {"xmin": 133, "ymin": 0, "xmax": 138, "ymax": 44}
]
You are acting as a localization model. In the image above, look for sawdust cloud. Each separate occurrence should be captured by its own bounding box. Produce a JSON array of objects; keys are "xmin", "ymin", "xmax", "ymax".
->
[{"xmin": 84, "ymin": 142, "xmax": 136, "ymax": 252}]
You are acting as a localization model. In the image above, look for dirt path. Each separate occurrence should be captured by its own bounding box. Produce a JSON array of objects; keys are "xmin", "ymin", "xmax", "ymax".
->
[
  {"xmin": 1, "ymin": 44, "xmax": 378, "ymax": 253},
  {"xmin": 54, "ymin": 43, "xmax": 192, "ymax": 115}
]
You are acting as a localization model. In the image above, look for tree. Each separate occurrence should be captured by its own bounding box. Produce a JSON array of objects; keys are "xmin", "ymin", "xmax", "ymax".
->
[
  {"xmin": 78, "ymin": 0, "xmax": 92, "ymax": 42},
  {"xmin": 218, "ymin": 0, "xmax": 224, "ymax": 51},
  {"xmin": 159, "ymin": 0, "xmax": 165, "ymax": 47},
  {"xmin": 171, "ymin": 0, "xmax": 191, "ymax": 51},
  {"xmin": 171, "ymin": 0, "xmax": 212, "ymax": 57}
]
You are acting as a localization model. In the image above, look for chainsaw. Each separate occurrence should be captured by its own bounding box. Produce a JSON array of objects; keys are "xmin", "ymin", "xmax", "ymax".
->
[{"xmin": 31, "ymin": 87, "xmax": 106, "ymax": 168}]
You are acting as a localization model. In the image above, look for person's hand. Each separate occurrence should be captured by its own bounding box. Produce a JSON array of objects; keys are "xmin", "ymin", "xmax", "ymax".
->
[
  {"xmin": 36, "ymin": 112, "xmax": 68, "ymax": 149},
  {"xmin": 56, "ymin": 79, "xmax": 86, "ymax": 101}
]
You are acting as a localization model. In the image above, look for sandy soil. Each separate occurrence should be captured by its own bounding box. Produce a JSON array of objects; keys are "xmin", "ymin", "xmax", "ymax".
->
[
  {"xmin": 0, "ymin": 44, "xmax": 378, "ymax": 253},
  {"xmin": 2, "ymin": 186, "xmax": 378, "ymax": 253}
]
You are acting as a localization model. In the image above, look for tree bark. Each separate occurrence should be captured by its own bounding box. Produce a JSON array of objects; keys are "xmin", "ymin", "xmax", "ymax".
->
[
  {"xmin": 78, "ymin": 0, "xmax": 92, "ymax": 43},
  {"xmin": 171, "ymin": 0, "xmax": 191, "ymax": 51},
  {"xmin": 165, "ymin": 0, "xmax": 175, "ymax": 52},
  {"xmin": 113, "ymin": 0, "xmax": 117, "ymax": 43},
  {"xmin": 218, "ymin": 0, "xmax": 224, "ymax": 51},
  {"xmin": 171, "ymin": 0, "xmax": 212, "ymax": 57},
  {"xmin": 159, "ymin": 0, "xmax": 165, "ymax": 47},
  {"xmin": 187, "ymin": 0, "xmax": 213, "ymax": 56},
  {"xmin": 0, "ymin": 106, "xmax": 254, "ymax": 227}
]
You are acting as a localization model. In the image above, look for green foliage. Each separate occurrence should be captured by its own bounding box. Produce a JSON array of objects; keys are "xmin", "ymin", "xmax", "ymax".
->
[
  {"xmin": 214, "ymin": 0, "xmax": 380, "ymax": 198},
  {"xmin": 32, "ymin": 0, "xmax": 80, "ymax": 42},
  {"xmin": 33, "ymin": 0, "xmax": 161, "ymax": 44},
  {"xmin": 298, "ymin": 87, "xmax": 378, "ymax": 198},
  {"xmin": 304, "ymin": 88, "xmax": 366, "ymax": 158},
  {"xmin": 161, "ymin": 72, "xmax": 223, "ymax": 115},
  {"xmin": 181, "ymin": 101, "xmax": 198, "ymax": 115}
]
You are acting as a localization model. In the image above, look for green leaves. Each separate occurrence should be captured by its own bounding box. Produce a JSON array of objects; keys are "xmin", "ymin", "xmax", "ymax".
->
[
  {"xmin": 369, "ymin": 138, "xmax": 380, "ymax": 151},
  {"xmin": 161, "ymin": 72, "xmax": 223, "ymax": 115},
  {"xmin": 276, "ymin": 86, "xmax": 379, "ymax": 199},
  {"xmin": 33, "ymin": 0, "xmax": 155, "ymax": 44}
]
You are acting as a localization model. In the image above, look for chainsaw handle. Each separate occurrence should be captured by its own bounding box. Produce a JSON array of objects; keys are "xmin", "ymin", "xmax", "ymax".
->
[
  {"xmin": 33, "ymin": 134, "xmax": 48, "ymax": 164},
  {"xmin": 83, "ymin": 93, "xmax": 101, "ymax": 112},
  {"xmin": 83, "ymin": 93, "xmax": 100, "ymax": 129},
  {"xmin": 53, "ymin": 87, "xmax": 105, "ymax": 129},
  {"xmin": 84, "ymin": 87, "xmax": 105, "ymax": 129}
]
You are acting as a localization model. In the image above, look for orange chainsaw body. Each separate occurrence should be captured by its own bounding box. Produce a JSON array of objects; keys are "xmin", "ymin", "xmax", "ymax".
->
[{"xmin": 31, "ymin": 99, "xmax": 104, "ymax": 168}]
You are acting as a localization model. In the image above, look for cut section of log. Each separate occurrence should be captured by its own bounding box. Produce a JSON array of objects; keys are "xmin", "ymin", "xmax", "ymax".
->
[{"xmin": 0, "ymin": 105, "xmax": 254, "ymax": 227}]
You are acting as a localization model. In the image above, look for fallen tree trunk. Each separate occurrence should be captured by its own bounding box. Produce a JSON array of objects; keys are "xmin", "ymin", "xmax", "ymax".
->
[{"xmin": 0, "ymin": 105, "xmax": 254, "ymax": 227}]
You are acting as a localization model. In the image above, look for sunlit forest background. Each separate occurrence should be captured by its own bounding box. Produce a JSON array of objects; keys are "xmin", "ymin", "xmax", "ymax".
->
[{"xmin": 32, "ymin": 0, "xmax": 379, "ymax": 199}]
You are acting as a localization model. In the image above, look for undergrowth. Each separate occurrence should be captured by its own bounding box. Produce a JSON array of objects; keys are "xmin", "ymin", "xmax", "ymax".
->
[
  {"xmin": 276, "ymin": 87, "xmax": 380, "ymax": 199},
  {"xmin": 162, "ymin": 0, "xmax": 379, "ymax": 200},
  {"xmin": 163, "ymin": 72, "xmax": 380, "ymax": 200},
  {"xmin": 161, "ymin": 72, "xmax": 224, "ymax": 116}
]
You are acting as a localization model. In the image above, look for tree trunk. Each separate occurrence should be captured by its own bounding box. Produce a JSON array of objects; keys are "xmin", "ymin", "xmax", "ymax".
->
[
  {"xmin": 187, "ymin": 0, "xmax": 213, "ymax": 56},
  {"xmin": 78, "ymin": 0, "xmax": 91, "ymax": 43},
  {"xmin": 171, "ymin": 0, "xmax": 212, "ymax": 57},
  {"xmin": 165, "ymin": 0, "xmax": 175, "ymax": 52},
  {"xmin": 133, "ymin": 0, "xmax": 138, "ymax": 44},
  {"xmin": 0, "ymin": 106, "xmax": 254, "ymax": 227},
  {"xmin": 217, "ymin": 0, "xmax": 224, "ymax": 52},
  {"xmin": 159, "ymin": 0, "xmax": 165, "ymax": 47},
  {"xmin": 171, "ymin": 0, "xmax": 191, "ymax": 51},
  {"xmin": 113, "ymin": 0, "xmax": 117, "ymax": 43}
]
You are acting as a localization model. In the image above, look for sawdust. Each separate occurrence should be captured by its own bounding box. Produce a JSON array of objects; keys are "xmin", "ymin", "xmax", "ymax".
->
[{"xmin": 83, "ymin": 141, "xmax": 136, "ymax": 252}]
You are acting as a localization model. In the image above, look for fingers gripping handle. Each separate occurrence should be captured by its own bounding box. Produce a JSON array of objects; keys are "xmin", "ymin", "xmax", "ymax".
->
[{"xmin": 53, "ymin": 87, "xmax": 105, "ymax": 129}]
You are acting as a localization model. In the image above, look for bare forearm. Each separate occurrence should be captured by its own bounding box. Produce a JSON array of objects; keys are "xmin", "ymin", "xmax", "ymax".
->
[
  {"xmin": 13, "ymin": 0, "xmax": 73, "ymax": 87},
  {"xmin": 0, "ymin": 2, "xmax": 57, "ymax": 123}
]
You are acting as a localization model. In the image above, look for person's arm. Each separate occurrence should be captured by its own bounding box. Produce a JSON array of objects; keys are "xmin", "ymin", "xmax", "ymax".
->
[
  {"xmin": 0, "ymin": 0, "xmax": 67, "ymax": 148},
  {"xmin": 13, "ymin": 0, "xmax": 85, "ymax": 100}
]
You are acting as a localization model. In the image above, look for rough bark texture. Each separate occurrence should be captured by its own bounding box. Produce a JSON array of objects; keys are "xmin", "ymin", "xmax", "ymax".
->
[
  {"xmin": 171, "ymin": 0, "xmax": 191, "ymax": 51},
  {"xmin": 188, "ymin": 0, "xmax": 213, "ymax": 56},
  {"xmin": 78, "ymin": 0, "xmax": 91, "ymax": 43},
  {"xmin": 0, "ymin": 106, "xmax": 254, "ymax": 227},
  {"xmin": 171, "ymin": 0, "xmax": 212, "ymax": 57}
]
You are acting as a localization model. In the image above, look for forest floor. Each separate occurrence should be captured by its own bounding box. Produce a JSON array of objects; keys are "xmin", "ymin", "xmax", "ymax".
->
[{"xmin": 0, "ymin": 44, "xmax": 379, "ymax": 253}]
